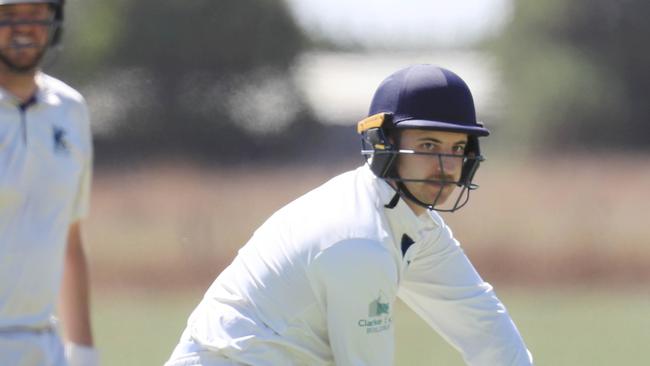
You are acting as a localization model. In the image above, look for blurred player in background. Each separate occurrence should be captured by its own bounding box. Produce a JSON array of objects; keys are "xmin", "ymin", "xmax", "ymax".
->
[
  {"xmin": 166, "ymin": 65, "xmax": 532, "ymax": 365},
  {"xmin": 0, "ymin": 0, "xmax": 98, "ymax": 365}
]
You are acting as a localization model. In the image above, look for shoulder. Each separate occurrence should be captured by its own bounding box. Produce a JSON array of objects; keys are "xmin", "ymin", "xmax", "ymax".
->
[
  {"xmin": 37, "ymin": 73, "xmax": 87, "ymax": 106},
  {"xmin": 277, "ymin": 166, "xmax": 386, "ymax": 235},
  {"xmin": 36, "ymin": 74, "xmax": 92, "ymax": 150},
  {"xmin": 254, "ymin": 166, "xmax": 389, "ymax": 256}
]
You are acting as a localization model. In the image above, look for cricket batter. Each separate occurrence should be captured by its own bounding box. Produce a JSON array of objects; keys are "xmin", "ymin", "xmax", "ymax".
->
[
  {"xmin": 166, "ymin": 65, "xmax": 533, "ymax": 365},
  {"xmin": 0, "ymin": 0, "xmax": 98, "ymax": 365}
]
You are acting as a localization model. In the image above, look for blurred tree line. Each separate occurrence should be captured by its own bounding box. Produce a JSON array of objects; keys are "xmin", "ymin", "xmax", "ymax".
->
[
  {"xmin": 48, "ymin": 0, "xmax": 648, "ymax": 165},
  {"xmin": 491, "ymin": 0, "xmax": 649, "ymax": 153},
  {"xmin": 49, "ymin": 0, "xmax": 357, "ymax": 166}
]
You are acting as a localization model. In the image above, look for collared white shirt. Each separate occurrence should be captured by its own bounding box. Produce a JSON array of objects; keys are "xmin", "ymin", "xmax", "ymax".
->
[
  {"xmin": 0, "ymin": 73, "xmax": 92, "ymax": 329},
  {"xmin": 167, "ymin": 165, "xmax": 532, "ymax": 366},
  {"xmin": 381, "ymin": 183, "xmax": 532, "ymax": 364}
]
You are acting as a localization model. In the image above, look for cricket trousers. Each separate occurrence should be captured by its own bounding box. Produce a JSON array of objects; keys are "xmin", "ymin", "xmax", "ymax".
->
[{"xmin": 0, "ymin": 327, "xmax": 66, "ymax": 366}]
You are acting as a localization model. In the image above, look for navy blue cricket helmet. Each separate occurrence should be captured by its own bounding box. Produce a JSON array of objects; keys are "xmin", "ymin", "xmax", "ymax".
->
[{"xmin": 357, "ymin": 64, "xmax": 489, "ymax": 212}]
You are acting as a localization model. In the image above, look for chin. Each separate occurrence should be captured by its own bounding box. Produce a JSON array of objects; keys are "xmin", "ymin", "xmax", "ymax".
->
[
  {"xmin": 426, "ymin": 187, "xmax": 454, "ymax": 203},
  {"xmin": 416, "ymin": 192, "xmax": 448, "ymax": 206},
  {"xmin": 431, "ymin": 196, "xmax": 450, "ymax": 206}
]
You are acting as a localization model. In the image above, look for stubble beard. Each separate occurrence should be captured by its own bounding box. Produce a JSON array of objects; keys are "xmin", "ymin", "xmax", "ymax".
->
[
  {"xmin": 0, "ymin": 46, "xmax": 47, "ymax": 75},
  {"xmin": 405, "ymin": 181, "xmax": 452, "ymax": 207}
]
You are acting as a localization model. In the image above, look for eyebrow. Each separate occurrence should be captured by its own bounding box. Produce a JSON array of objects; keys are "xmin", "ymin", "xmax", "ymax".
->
[{"xmin": 417, "ymin": 137, "xmax": 467, "ymax": 145}]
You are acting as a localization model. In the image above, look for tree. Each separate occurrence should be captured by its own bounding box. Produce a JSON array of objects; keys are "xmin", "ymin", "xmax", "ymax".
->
[
  {"xmin": 51, "ymin": 0, "xmax": 326, "ymax": 164},
  {"xmin": 491, "ymin": 0, "xmax": 650, "ymax": 152}
]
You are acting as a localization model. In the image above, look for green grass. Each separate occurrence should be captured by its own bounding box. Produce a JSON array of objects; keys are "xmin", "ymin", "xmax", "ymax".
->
[
  {"xmin": 92, "ymin": 287, "xmax": 650, "ymax": 365},
  {"xmin": 92, "ymin": 289, "xmax": 203, "ymax": 366}
]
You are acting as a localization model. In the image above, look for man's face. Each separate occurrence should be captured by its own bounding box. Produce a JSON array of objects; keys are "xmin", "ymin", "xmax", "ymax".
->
[
  {"xmin": 0, "ymin": 3, "xmax": 54, "ymax": 73},
  {"xmin": 395, "ymin": 128, "xmax": 468, "ymax": 209}
]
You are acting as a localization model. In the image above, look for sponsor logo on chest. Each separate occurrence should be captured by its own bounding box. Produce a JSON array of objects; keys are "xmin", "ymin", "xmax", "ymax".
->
[{"xmin": 52, "ymin": 125, "xmax": 69, "ymax": 155}]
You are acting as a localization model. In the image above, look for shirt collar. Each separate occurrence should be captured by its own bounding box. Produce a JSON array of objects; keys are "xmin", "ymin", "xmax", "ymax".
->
[
  {"xmin": 35, "ymin": 72, "xmax": 61, "ymax": 105},
  {"xmin": 359, "ymin": 164, "xmax": 439, "ymax": 243},
  {"xmin": 0, "ymin": 86, "xmax": 18, "ymax": 104},
  {"xmin": 0, "ymin": 72, "xmax": 60, "ymax": 106}
]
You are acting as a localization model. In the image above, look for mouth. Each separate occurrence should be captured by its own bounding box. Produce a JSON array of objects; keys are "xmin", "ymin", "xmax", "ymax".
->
[
  {"xmin": 425, "ymin": 176, "xmax": 456, "ymax": 185},
  {"xmin": 424, "ymin": 181, "xmax": 455, "ymax": 193},
  {"xmin": 9, "ymin": 34, "xmax": 39, "ymax": 49}
]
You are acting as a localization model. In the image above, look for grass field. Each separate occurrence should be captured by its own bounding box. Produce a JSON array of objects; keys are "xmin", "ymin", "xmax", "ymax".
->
[
  {"xmin": 84, "ymin": 156, "xmax": 650, "ymax": 365},
  {"xmin": 91, "ymin": 287, "xmax": 650, "ymax": 365}
]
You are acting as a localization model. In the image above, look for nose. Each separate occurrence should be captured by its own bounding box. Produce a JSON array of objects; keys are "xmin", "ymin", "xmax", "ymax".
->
[
  {"xmin": 12, "ymin": 21, "xmax": 31, "ymax": 32},
  {"xmin": 435, "ymin": 153, "xmax": 462, "ymax": 175},
  {"xmin": 5, "ymin": 18, "xmax": 32, "ymax": 34}
]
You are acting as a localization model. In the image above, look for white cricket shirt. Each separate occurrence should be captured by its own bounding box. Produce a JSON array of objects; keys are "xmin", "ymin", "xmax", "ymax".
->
[
  {"xmin": 0, "ymin": 73, "xmax": 92, "ymax": 329},
  {"xmin": 167, "ymin": 165, "xmax": 532, "ymax": 366}
]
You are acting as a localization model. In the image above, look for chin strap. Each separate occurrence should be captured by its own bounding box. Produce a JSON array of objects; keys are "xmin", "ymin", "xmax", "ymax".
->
[
  {"xmin": 384, "ymin": 191, "xmax": 400, "ymax": 209},
  {"xmin": 383, "ymin": 182, "xmax": 427, "ymax": 210}
]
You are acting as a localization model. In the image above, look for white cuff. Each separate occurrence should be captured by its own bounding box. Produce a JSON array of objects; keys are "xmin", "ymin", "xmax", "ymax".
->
[{"xmin": 65, "ymin": 343, "xmax": 99, "ymax": 366}]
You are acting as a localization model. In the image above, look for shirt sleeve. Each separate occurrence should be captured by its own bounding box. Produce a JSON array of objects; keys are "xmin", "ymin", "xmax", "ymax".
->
[
  {"xmin": 311, "ymin": 239, "xmax": 399, "ymax": 366},
  {"xmin": 398, "ymin": 223, "xmax": 533, "ymax": 365},
  {"xmin": 70, "ymin": 100, "xmax": 93, "ymax": 222}
]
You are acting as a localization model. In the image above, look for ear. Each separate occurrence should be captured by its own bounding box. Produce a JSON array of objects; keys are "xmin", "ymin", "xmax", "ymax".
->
[
  {"xmin": 386, "ymin": 128, "xmax": 400, "ymax": 148},
  {"xmin": 464, "ymin": 135, "xmax": 480, "ymax": 156},
  {"xmin": 459, "ymin": 135, "xmax": 482, "ymax": 188}
]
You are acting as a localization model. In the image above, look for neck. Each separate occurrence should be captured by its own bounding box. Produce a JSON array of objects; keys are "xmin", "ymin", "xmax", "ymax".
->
[
  {"xmin": 0, "ymin": 66, "xmax": 39, "ymax": 103},
  {"xmin": 403, "ymin": 197, "xmax": 426, "ymax": 216},
  {"xmin": 388, "ymin": 181, "xmax": 426, "ymax": 216}
]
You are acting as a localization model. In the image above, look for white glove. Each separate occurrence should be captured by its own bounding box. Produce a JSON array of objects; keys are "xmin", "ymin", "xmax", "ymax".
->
[{"xmin": 65, "ymin": 343, "xmax": 100, "ymax": 366}]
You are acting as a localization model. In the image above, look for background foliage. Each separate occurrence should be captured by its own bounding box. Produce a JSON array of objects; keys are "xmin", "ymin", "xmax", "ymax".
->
[
  {"xmin": 48, "ymin": 0, "xmax": 650, "ymax": 163},
  {"xmin": 491, "ymin": 0, "xmax": 650, "ymax": 152},
  {"xmin": 51, "ymin": 0, "xmax": 353, "ymax": 165}
]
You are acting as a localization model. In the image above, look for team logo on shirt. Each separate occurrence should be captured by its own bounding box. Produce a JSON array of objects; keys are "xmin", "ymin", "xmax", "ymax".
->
[
  {"xmin": 52, "ymin": 126, "xmax": 69, "ymax": 155},
  {"xmin": 358, "ymin": 291, "xmax": 392, "ymax": 334}
]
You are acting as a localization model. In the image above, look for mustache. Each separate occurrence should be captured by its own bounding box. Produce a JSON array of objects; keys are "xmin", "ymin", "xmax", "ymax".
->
[
  {"xmin": 395, "ymin": 175, "xmax": 457, "ymax": 184},
  {"xmin": 425, "ymin": 174, "xmax": 456, "ymax": 183}
]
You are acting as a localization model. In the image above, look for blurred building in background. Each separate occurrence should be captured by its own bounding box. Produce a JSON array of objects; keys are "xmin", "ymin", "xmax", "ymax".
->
[
  {"xmin": 48, "ymin": 0, "xmax": 649, "ymax": 167},
  {"xmin": 294, "ymin": 50, "xmax": 501, "ymax": 126}
]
